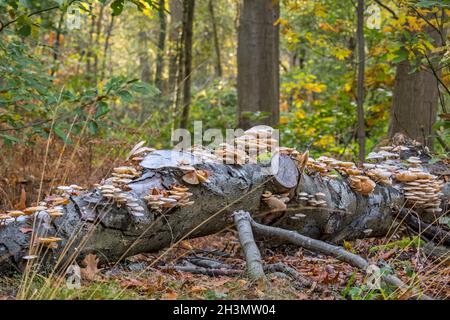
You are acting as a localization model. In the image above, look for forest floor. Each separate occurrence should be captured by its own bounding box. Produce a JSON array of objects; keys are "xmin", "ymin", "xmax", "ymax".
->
[{"xmin": 1, "ymin": 232, "xmax": 448, "ymax": 300}]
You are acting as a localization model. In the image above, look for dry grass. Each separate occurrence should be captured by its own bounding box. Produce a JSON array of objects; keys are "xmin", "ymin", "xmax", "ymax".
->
[{"xmin": 0, "ymin": 136, "xmax": 125, "ymax": 211}]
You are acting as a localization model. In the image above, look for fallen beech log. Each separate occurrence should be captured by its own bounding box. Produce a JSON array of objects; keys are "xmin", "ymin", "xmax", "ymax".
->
[{"xmin": 0, "ymin": 149, "xmax": 448, "ymax": 275}]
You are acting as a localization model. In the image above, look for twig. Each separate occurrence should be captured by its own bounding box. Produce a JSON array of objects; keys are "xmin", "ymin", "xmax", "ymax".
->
[
  {"xmin": 160, "ymin": 265, "xmax": 243, "ymax": 277},
  {"xmin": 233, "ymin": 210, "xmax": 265, "ymax": 281},
  {"xmin": 187, "ymin": 257, "xmax": 233, "ymax": 270},
  {"xmin": 424, "ymin": 54, "xmax": 450, "ymax": 97},
  {"xmin": 373, "ymin": 0, "xmax": 399, "ymax": 20},
  {"xmin": 264, "ymin": 262, "xmax": 315, "ymax": 288},
  {"xmin": 247, "ymin": 213, "xmax": 433, "ymax": 300},
  {"xmin": 0, "ymin": 2, "xmax": 76, "ymax": 32}
]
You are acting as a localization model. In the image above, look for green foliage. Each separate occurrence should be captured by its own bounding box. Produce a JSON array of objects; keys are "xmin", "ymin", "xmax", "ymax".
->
[
  {"xmin": 190, "ymin": 79, "xmax": 237, "ymax": 130},
  {"xmin": 0, "ymin": 37, "xmax": 154, "ymax": 146}
]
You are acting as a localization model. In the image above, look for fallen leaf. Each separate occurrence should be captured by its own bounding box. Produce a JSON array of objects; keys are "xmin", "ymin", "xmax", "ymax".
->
[
  {"xmin": 179, "ymin": 240, "xmax": 193, "ymax": 250},
  {"xmin": 16, "ymin": 186, "xmax": 26, "ymax": 210},
  {"xmin": 80, "ymin": 253, "xmax": 100, "ymax": 281},
  {"xmin": 189, "ymin": 285, "xmax": 207, "ymax": 293},
  {"xmin": 162, "ymin": 290, "xmax": 178, "ymax": 300}
]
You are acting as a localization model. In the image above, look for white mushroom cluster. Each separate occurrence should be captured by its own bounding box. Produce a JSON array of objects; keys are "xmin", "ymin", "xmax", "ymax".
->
[
  {"xmin": 298, "ymin": 192, "xmax": 327, "ymax": 207},
  {"xmin": 215, "ymin": 143, "xmax": 247, "ymax": 165},
  {"xmin": 395, "ymin": 167, "xmax": 443, "ymax": 214},
  {"xmin": 110, "ymin": 166, "xmax": 142, "ymax": 188},
  {"xmin": 306, "ymin": 156, "xmax": 355, "ymax": 178},
  {"xmin": 98, "ymin": 184, "xmax": 145, "ymax": 217},
  {"xmin": 144, "ymin": 185, "xmax": 194, "ymax": 211},
  {"xmin": 235, "ymin": 126, "xmax": 278, "ymax": 161},
  {"xmin": 366, "ymin": 167, "xmax": 393, "ymax": 186},
  {"xmin": 187, "ymin": 145, "xmax": 219, "ymax": 162},
  {"xmin": 348, "ymin": 175, "xmax": 376, "ymax": 196},
  {"xmin": 56, "ymin": 184, "xmax": 85, "ymax": 197},
  {"xmin": 126, "ymin": 140, "xmax": 155, "ymax": 163},
  {"xmin": 261, "ymin": 191, "xmax": 289, "ymax": 210}
]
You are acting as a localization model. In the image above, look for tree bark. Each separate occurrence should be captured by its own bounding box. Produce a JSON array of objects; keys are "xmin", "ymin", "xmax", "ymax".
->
[
  {"xmin": 208, "ymin": 0, "xmax": 222, "ymax": 78},
  {"xmin": 167, "ymin": 0, "xmax": 183, "ymax": 95},
  {"xmin": 100, "ymin": 15, "xmax": 115, "ymax": 81},
  {"xmin": 179, "ymin": 0, "xmax": 195, "ymax": 129},
  {"xmin": 388, "ymin": 16, "xmax": 446, "ymax": 148},
  {"xmin": 356, "ymin": 0, "xmax": 366, "ymax": 163},
  {"xmin": 0, "ymin": 149, "xmax": 448, "ymax": 274},
  {"xmin": 138, "ymin": 29, "xmax": 152, "ymax": 123},
  {"xmin": 155, "ymin": 0, "xmax": 167, "ymax": 93},
  {"xmin": 237, "ymin": 0, "xmax": 280, "ymax": 129}
]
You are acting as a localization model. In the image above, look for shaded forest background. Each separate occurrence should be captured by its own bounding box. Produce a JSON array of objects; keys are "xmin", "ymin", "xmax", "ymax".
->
[{"xmin": 0, "ymin": 0, "xmax": 448, "ymax": 210}]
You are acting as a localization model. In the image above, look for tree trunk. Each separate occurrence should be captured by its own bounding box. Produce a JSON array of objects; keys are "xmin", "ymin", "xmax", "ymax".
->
[
  {"xmin": 237, "ymin": 0, "xmax": 280, "ymax": 129},
  {"xmin": 0, "ymin": 149, "xmax": 448, "ymax": 274},
  {"xmin": 100, "ymin": 15, "xmax": 115, "ymax": 81},
  {"xmin": 85, "ymin": 13, "xmax": 96, "ymax": 83},
  {"xmin": 50, "ymin": 10, "xmax": 66, "ymax": 77},
  {"xmin": 179, "ymin": 0, "xmax": 195, "ymax": 129},
  {"xmin": 388, "ymin": 19, "xmax": 445, "ymax": 148},
  {"xmin": 138, "ymin": 30, "xmax": 152, "ymax": 123},
  {"xmin": 167, "ymin": 0, "xmax": 183, "ymax": 96},
  {"xmin": 208, "ymin": 0, "xmax": 222, "ymax": 78},
  {"xmin": 155, "ymin": 0, "xmax": 167, "ymax": 93},
  {"xmin": 356, "ymin": 0, "xmax": 365, "ymax": 163}
]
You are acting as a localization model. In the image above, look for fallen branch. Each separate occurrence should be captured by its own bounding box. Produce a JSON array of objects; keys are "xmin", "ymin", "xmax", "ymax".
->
[
  {"xmin": 264, "ymin": 262, "xmax": 315, "ymax": 288},
  {"xmin": 246, "ymin": 212, "xmax": 433, "ymax": 300},
  {"xmin": 160, "ymin": 265, "xmax": 243, "ymax": 277},
  {"xmin": 233, "ymin": 210, "xmax": 265, "ymax": 280}
]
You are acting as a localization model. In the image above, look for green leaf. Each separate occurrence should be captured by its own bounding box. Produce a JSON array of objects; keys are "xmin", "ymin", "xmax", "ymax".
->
[
  {"xmin": 95, "ymin": 101, "xmax": 110, "ymax": 118},
  {"xmin": 117, "ymin": 90, "xmax": 133, "ymax": 103},
  {"xmin": 17, "ymin": 23, "xmax": 31, "ymax": 37},
  {"xmin": 0, "ymin": 133, "xmax": 21, "ymax": 147},
  {"xmin": 110, "ymin": 0, "xmax": 125, "ymax": 16},
  {"xmin": 54, "ymin": 126, "xmax": 71, "ymax": 144},
  {"xmin": 415, "ymin": 1, "xmax": 450, "ymax": 8}
]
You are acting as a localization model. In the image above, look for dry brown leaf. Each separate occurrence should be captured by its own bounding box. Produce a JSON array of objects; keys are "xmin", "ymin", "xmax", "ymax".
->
[
  {"xmin": 189, "ymin": 285, "xmax": 207, "ymax": 293},
  {"xmin": 162, "ymin": 290, "xmax": 178, "ymax": 300},
  {"xmin": 16, "ymin": 186, "xmax": 26, "ymax": 210},
  {"xmin": 179, "ymin": 240, "xmax": 193, "ymax": 250},
  {"xmin": 80, "ymin": 253, "xmax": 100, "ymax": 281}
]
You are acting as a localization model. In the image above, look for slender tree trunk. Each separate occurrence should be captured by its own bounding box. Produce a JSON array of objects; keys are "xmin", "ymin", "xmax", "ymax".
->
[
  {"xmin": 356, "ymin": 0, "xmax": 365, "ymax": 163},
  {"xmin": 168, "ymin": 0, "xmax": 183, "ymax": 95},
  {"xmin": 179, "ymin": 0, "xmax": 195, "ymax": 129},
  {"xmin": 100, "ymin": 15, "xmax": 115, "ymax": 81},
  {"xmin": 139, "ymin": 30, "xmax": 152, "ymax": 123},
  {"xmin": 155, "ymin": 0, "xmax": 167, "ymax": 93},
  {"xmin": 237, "ymin": 0, "xmax": 280, "ymax": 130},
  {"xmin": 388, "ymin": 14, "xmax": 446, "ymax": 148},
  {"xmin": 208, "ymin": 0, "xmax": 222, "ymax": 78},
  {"xmin": 50, "ymin": 10, "xmax": 66, "ymax": 77},
  {"xmin": 93, "ymin": 3, "xmax": 105, "ymax": 83},
  {"xmin": 86, "ymin": 13, "xmax": 96, "ymax": 83}
]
